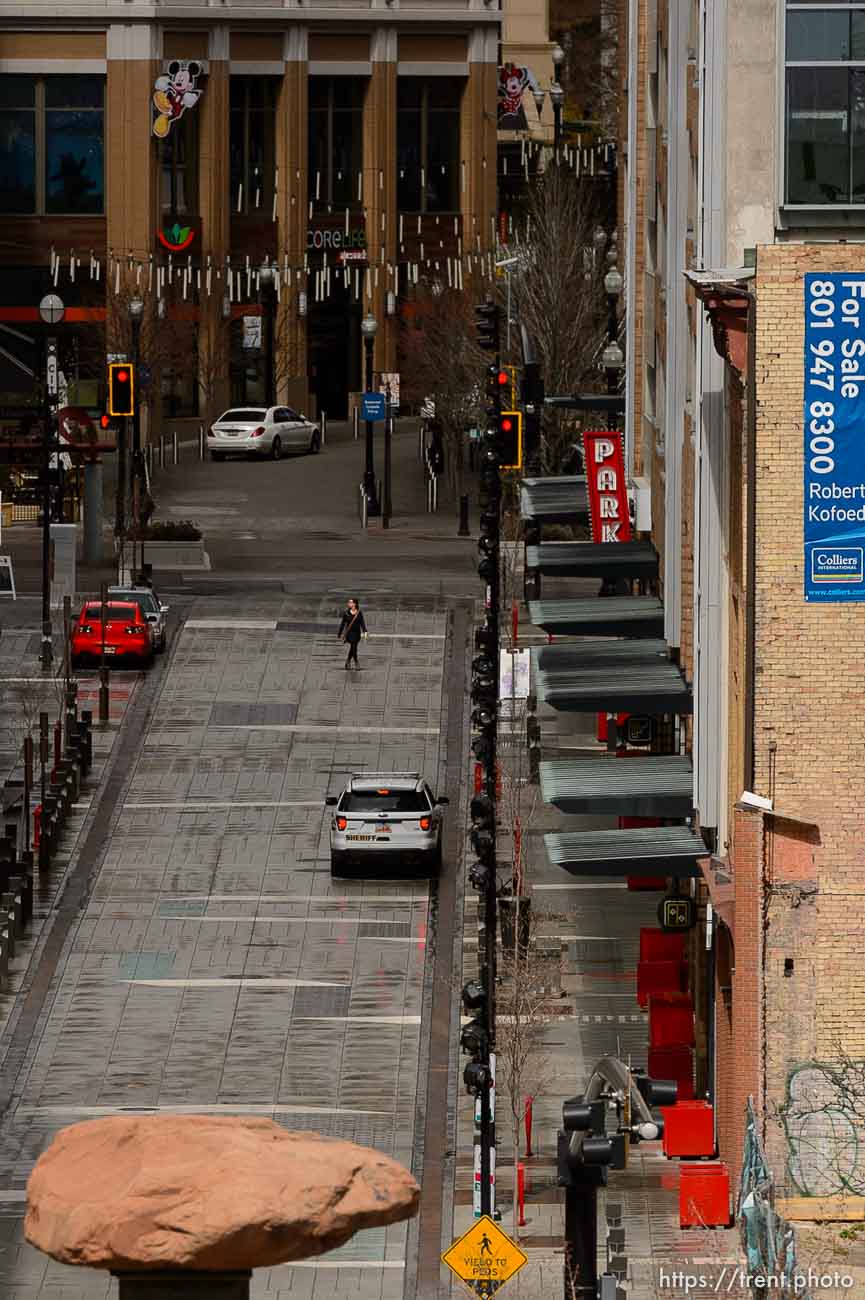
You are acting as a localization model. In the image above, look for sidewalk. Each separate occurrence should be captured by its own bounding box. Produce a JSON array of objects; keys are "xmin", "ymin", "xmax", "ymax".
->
[{"xmin": 448, "ymin": 588, "xmax": 743, "ymax": 1300}]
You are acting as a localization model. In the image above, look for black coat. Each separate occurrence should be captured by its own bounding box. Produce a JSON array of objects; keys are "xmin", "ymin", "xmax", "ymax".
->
[{"xmin": 338, "ymin": 607, "xmax": 367, "ymax": 644}]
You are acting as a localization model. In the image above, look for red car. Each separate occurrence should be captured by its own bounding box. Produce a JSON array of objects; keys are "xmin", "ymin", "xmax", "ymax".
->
[{"xmin": 71, "ymin": 601, "xmax": 154, "ymax": 668}]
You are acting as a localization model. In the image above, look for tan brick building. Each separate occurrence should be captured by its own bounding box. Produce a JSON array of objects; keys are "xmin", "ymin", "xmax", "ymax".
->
[
  {"xmin": 621, "ymin": 0, "xmax": 865, "ymax": 1206},
  {"xmin": 0, "ymin": 3, "xmax": 500, "ymax": 430}
]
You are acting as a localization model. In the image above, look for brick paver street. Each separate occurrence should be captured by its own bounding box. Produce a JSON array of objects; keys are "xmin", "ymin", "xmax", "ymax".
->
[{"xmin": 0, "ymin": 588, "xmax": 456, "ymax": 1300}]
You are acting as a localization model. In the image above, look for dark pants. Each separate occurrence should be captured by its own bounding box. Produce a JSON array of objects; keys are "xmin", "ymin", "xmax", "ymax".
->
[{"xmin": 345, "ymin": 640, "xmax": 359, "ymax": 667}]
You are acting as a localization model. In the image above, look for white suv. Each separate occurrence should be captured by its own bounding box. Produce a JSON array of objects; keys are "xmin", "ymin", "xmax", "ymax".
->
[{"xmin": 326, "ymin": 772, "xmax": 448, "ymax": 877}]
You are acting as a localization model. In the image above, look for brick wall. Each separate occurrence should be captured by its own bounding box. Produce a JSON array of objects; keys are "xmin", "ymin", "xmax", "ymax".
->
[{"xmin": 750, "ymin": 242, "xmax": 865, "ymax": 1185}]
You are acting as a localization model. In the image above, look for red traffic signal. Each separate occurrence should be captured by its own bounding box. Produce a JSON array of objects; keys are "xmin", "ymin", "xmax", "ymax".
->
[
  {"xmin": 108, "ymin": 362, "xmax": 135, "ymax": 417},
  {"xmin": 496, "ymin": 370, "xmax": 509, "ymax": 387},
  {"xmin": 498, "ymin": 410, "xmax": 523, "ymax": 470},
  {"xmin": 99, "ymin": 414, "xmax": 111, "ymax": 429}
]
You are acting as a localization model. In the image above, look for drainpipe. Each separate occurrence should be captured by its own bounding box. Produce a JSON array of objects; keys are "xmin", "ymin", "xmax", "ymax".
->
[{"xmin": 744, "ymin": 291, "xmax": 757, "ymax": 789}]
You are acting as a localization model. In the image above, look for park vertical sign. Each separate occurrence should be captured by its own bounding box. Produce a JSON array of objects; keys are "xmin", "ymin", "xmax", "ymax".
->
[
  {"xmin": 583, "ymin": 431, "xmax": 631, "ymax": 543},
  {"xmin": 804, "ymin": 273, "xmax": 865, "ymax": 601}
]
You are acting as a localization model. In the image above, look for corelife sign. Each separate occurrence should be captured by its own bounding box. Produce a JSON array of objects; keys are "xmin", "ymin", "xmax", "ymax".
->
[
  {"xmin": 804, "ymin": 273, "xmax": 865, "ymax": 601},
  {"xmin": 582, "ymin": 431, "xmax": 631, "ymax": 543}
]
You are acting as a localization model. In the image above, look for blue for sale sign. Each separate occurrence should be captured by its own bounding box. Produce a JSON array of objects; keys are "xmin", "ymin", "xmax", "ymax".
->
[{"xmin": 804, "ymin": 273, "xmax": 865, "ymax": 601}]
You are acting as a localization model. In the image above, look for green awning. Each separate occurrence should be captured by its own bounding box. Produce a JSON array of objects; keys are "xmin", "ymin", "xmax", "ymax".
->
[
  {"xmin": 528, "ymin": 596, "xmax": 665, "ymax": 638},
  {"xmin": 544, "ymin": 826, "xmax": 707, "ymax": 877},
  {"xmin": 536, "ymin": 663, "xmax": 693, "ymax": 714},
  {"xmin": 525, "ymin": 541, "xmax": 659, "ymax": 579},
  {"xmin": 531, "ymin": 640, "xmax": 670, "ymax": 674},
  {"xmin": 540, "ymin": 756, "xmax": 694, "ymax": 817},
  {"xmin": 521, "ymin": 476, "xmax": 588, "ymax": 523}
]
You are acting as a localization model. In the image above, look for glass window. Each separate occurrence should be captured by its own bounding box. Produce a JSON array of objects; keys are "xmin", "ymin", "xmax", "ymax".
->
[
  {"xmin": 229, "ymin": 77, "xmax": 276, "ymax": 215},
  {"xmin": 397, "ymin": 78, "xmax": 462, "ymax": 214},
  {"xmin": 340, "ymin": 790, "xmax": 431, "ymax": 813},
  {"xmin": 0, "ymin": 74, "xmax": 103, "ymax": 215},
  {"xmin": 161, "ymin": 110, "xmax": 197, "ymax": 214},
  {"xmin": 307, "ymin": 77, "xmax": 365, "ymax": 211},
  {"xmin": 784, "ymin": 6, "xmax": 865, "ymax": 205}
]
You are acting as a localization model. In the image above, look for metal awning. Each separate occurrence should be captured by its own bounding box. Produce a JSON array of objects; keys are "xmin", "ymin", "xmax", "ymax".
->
[
  {"xmin": 520, "ymin": 476, "xmax": 588, "ymax": 523},
  {"xmin": 531, "ymin": 639, "xmax": 669, "ymax": 674},
  {"xmin": 540, "ymin": 756, "xmax": 694, "ymax": 817},
  {"xmin": 528, "ymin": 596, "xmax": 665, "ymax": 638},
  {"xmin": 535, "ymin": 663, "xmax": 693, "ymax": 714},
  {"xmin": 544, "ymin": 826, "xmax": 707, "ymax": 877},
  {"xmin": 525, "ymin": 541, "xmax": 659, "ymax": 579}
]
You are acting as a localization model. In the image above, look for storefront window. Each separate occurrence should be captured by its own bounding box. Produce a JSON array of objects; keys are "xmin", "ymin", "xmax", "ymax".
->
[
  {"xmin": 397, "ymin": 78, "xmax": 462, "ymax": 213},
  {"xmin": 230, "ymin": 78, "xmax": 277, "ymax": 214},
  {"xmin": 0, "ymin": 74, "xmax": 103, "ymax": 215},
  {"xmin": 308, "ymin": 77, "xmax": 364, "ymax": 211}
]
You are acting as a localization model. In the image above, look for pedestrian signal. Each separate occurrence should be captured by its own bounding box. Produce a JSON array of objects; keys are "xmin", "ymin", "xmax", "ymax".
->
[{"xmin": 108, "ymin": 363, "xmax": 135, "ymax": 417}]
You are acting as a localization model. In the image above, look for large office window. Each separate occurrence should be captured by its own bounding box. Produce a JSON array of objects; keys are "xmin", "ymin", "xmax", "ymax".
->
[
  {"xmin": 0, "ymin": 74, "xmax": 104, "ymax": 215},
  {"xmin": 397, "ymin": 78, "xmax": 462, "ymax": 213},
  {"xmin": 230, "ymin": 78, "xmax": 277, "ymax": 215},
  {"xmin": 161, "ymin": 109, "xmax": 198, "ymax": 215},
  {"xmin": 786, "ymin": 4, "xmax": 865, "ymax": 205},
  {"xmin": 308, "ymin": 78, "xmax": 364, "ymax": 210}
]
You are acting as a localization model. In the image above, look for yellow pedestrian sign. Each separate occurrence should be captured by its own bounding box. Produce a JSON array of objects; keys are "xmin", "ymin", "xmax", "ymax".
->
[{"xmin": 441, "ymin": 1215, "xmax": 528, "ymax": 1296}]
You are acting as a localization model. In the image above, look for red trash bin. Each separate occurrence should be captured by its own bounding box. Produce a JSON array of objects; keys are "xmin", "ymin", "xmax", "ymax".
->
[
  {"xmin": 640, "ymin": 928, "xmax": 687, "ymax": 963},
  {"xmin": 637, "ymin": 960, "xmax": 688, "ymax": 1007},
  {"xmin": 649, "ymin": 1046, "xmax": 695, "ymax": 1101},
  {"xmin": 649, "ymin": 993, "xmax": 695, "ymax": 1047},
  {"xmin": 679, "ymin": 1162, "xmax": 731, "ymax": 1227},
  {"xmin": 662, "ymin": 1101, "xmax": 715, "ymax": 1158}
]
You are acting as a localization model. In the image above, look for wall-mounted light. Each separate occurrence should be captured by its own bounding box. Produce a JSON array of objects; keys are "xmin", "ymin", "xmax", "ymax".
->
[{"xmin": 297, "ymin": 290, "xmax": 308, "ymax": 318}]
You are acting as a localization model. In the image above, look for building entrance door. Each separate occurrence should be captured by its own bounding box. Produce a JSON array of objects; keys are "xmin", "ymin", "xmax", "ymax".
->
[{"xmin": 308, "ymin": 285, "xmax": 359, "ymax": 420}]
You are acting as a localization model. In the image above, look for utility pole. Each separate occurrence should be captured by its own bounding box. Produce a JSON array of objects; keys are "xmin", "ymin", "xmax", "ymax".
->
[{"xmin": 464, "ymin": 298, "xmax": 508, "ymax": 1219}]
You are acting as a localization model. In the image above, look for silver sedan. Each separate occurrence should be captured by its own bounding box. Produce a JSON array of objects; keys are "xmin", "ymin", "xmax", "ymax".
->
[{"xmin": 208, "ymin": 406, "xmax": 322, "ymax": 461}]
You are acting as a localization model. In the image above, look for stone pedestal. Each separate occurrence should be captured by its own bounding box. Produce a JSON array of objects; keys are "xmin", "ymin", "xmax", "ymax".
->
[{"xmin": 113, "ymin": 1271, "xmax": 251, "ymax": 1300}]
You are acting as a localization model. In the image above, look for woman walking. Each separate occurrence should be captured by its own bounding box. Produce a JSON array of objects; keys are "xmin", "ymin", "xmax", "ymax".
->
[{"xmin": 338, "ymin": 597, "xmax": 367, "ymax": 670}]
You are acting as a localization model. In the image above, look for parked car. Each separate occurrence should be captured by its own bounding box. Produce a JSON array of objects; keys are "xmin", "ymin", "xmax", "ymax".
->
[
  {"xmin": 71, "ymin": 601, "xmax": 154, "ymax": 668},
  {"xmin": 326, "ymin": 772, "xmax": 448, "ymax": 877},
  {"xmin": 108, "ymin": 584, "xmax": 169, "ymax": 652},
  {"xmin": 208, "ymin": 406, "xmax": 321, "ymax": 461}
]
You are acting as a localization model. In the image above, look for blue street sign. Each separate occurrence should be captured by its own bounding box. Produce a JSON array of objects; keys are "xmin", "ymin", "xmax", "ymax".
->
[
  {"xmin": 804, "ymin": 273, "xmax": 865, "ymax": 601},
  {"xmin": 361, "ymin": 392, "xmax": 386, "ymax": 422}
]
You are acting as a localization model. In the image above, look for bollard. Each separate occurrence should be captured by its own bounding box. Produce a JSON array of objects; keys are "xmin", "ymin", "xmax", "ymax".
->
[
  {"xmin": 98, "ymin": 667, "xmax": 110, "ymax": 725},
  {"xmin": 81, "ymin": 710, "xmax": 94, "ymax": 768},
  {"xmin": 360, "ymin": 490, "xmax": 369, "ymax": 530},
  {"xmin": 172, "ymin": 431, "xmax": 178, "ymax": 465},
  {"xmin": 53, "ymin": 720, "xmax": 62, "ymax": 774},
  {"xmin": 321, "ymin": 411, "xmax": 327, "ymax": 445},
  {"xmin": 0, "ymin": 929, "xmax": 9, "ymax": 980},
  {"xmin": 427, "ymin": 478, "xmax": 432, "ymax": 514},
  {"xmin": 33, "ymin": 805, "xmax": 42, "ymax": 852},
  {"xmin": 352, "ymin": 407, "xmax": 359, "ymax": 440},
  {"xmin": 524, "ymin": 1096, "xmax": 534, "ymax": 1157},
  {"xmin": 458, "ymin": 494, "xmax": 470, "ymax": 537},
  {"xmin": 1, "ymin": 899, "xmax": 16, "ymax": 957},
  {"xmin": 517, "ymin": 1162, "xmax": 527, "ymax": 1227},
  {"xmin": 199, "ymin": 424, "xmax": 206, "ymax": 459}
]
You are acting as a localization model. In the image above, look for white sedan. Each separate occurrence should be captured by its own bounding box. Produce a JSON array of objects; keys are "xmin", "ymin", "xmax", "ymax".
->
[{"xmin": 208, "ymin": 406, "xmax": 322, "ymax": 461}]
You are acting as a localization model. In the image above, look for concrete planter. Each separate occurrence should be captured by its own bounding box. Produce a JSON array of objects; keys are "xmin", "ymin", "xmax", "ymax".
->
[{"xmin": 139, "ymin": 538, "xmax": 210, "ymax": 571}]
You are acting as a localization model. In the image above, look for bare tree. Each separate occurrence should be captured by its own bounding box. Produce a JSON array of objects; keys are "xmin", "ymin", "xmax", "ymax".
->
[
  {"xmin": 398, "ymin": 280, "xmax": 489, "ymax": 502},
  {"xmin": 507, "ymin": 167, "xmax": 607, "ymax": 475}
]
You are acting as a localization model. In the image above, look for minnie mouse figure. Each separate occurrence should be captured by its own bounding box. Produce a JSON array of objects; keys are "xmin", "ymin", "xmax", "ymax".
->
[
  {"xmin": 152, "ymin": 60, "xmax": 202, "ymax": 139},
  {"xmin": 498, "ymin": 63, "xmax": 530, "ymax": 129}
]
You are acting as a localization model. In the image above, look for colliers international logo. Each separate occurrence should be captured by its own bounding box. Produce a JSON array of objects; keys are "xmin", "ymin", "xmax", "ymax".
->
[{"xmin": 810, "ymin": 546, "xmax": 864, "ymax": 583}]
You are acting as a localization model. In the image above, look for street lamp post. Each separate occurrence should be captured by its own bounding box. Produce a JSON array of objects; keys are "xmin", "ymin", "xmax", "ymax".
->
[
  {"xmin": 128, "ymin": 295, "xmax": 144, "ymax": 580},
  {"xmin": 38, "ymin": 293, "xmax": 64, "ymax": 670},
  {"xmin": 383, "ymin": 381, "xmax": 393, "ymax": 530},
  {"xmin": 360, "ymin": 313, "xmax": 380, "ymax": 516},
  {"xmin": 551, "ymin": 44, "xmax": 565, "ymax": 150},
  {"xmin": 603, "ymin": 259, "xmax": 624, "ymax": 421},
  {"xmin": 259, "ymin": 263, "xmax": 276, "ymax": 408}
]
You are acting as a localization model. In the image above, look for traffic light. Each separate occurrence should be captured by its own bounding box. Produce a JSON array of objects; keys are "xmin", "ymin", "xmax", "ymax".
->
[
  {"xmin": 475, "ymin": 303, "xmax": 501, "ymax": 353},
  {"xmin": 108, "ymin": 363, "xmax": 135, "ymax": 416},
  {"xmin": 99, "ymin": 414, "xmax": 111, "ymax": 431},
  {"xmin": 499, "ymin": 411, "xmax": 523, "ymax": 470}
]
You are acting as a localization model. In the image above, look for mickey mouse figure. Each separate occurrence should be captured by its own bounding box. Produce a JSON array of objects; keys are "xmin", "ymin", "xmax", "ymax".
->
[{"xmin": 152, "ymin": 60, "xmax": 202, "ymax": 139}]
